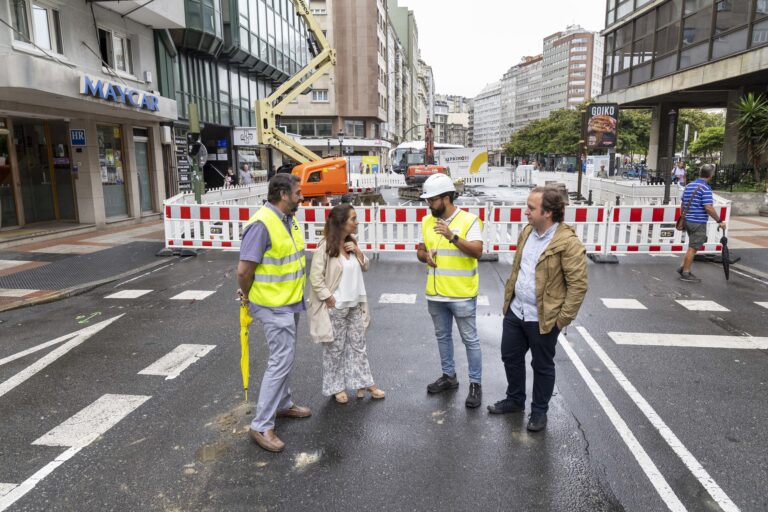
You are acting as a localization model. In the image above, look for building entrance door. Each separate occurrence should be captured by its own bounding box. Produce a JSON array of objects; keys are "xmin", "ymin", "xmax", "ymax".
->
[
  {"xmin": 13, "ymin": 119, "xmax": 76, "ymax": 225},
  {"xmin": 0, "ymin": 129, "xmax": 18, "ymax": 228},
  {"xmin": 15, "ymin": 120, "xmax": 55, "ymax": 224}
]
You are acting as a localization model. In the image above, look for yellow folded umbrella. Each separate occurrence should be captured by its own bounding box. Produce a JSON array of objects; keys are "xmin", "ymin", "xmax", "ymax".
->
[{"xmin": 239, "ymin": 302, "xmax": 253, "ymax": 401}]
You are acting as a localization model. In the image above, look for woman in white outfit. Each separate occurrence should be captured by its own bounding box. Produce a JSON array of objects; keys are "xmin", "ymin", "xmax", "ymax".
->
[{"xmin": 308, "ymin": 204, "xmax": 385, "ymax": 403}]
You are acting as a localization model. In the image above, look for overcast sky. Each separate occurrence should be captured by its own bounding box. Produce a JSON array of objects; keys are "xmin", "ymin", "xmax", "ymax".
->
[{"xmin": 398, "ymin": 0, "xmax": 607, "ymax": 98}]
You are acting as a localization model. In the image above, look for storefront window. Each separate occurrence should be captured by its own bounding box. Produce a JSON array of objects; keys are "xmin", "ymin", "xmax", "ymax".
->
[{"xmin": 98, "ymin": 125, "xmax": 128, "ymax": 218}]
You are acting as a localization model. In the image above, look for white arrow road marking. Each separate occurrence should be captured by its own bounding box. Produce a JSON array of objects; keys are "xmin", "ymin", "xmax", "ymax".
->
[
  {"xmin": 609, "ymin": 332, "xmax": 768, "ymax": 350},
  {"xmin": 138, "ymin": 344, "xmax": 216, "ymax": 380},
  {"xmin": 0, "ymin": 394, "xmax": 150, "ymax": 512},
  {"xmin": 601, "ymin": 298, "xmax": 647, "ymax": 310},
  {"xmin": 756, "ymin": 302, "xmax": 768, "ymax": 309},
  {"xmin": 0, "ymin": 484, "xmax": 15, "ymax": 498},
  {"xmin": 559, "ymin": 332, "xmax": 686, "ymax": 511},
  {"xmin": 378, "ymin": 293, "xmax": 416, "ymax": 304},
  {"xmin": 675, "ymin": 300, "xmax": 730, "ymax": 312},
  {"xmin": 577, "ymin": 326, "xmax": 740, "ymax": 512},
  {"xmin": 0, "ymin": 315, "xmax": 125, "ymax": 399}
]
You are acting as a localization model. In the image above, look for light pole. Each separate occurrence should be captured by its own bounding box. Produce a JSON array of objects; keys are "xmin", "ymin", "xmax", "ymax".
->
[
  {"xmin": 663, "ymin": 109, "xmax": 677, "ymax": 205},
  {"xmin": 338, "ymin": 130, "xmax": 347, "ymax": 187}
]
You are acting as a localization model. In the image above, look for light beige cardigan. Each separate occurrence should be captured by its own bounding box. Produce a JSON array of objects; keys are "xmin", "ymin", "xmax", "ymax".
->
[{"xmin": 307, "ymin": 238, "xmax": 371, "ymax": 343}]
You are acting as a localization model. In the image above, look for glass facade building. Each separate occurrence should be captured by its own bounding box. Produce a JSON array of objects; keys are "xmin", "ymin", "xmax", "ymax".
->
[
  {"xmin": 157, "ymin": 0, "xmax": 310, "ymax": 126},
  {"xmin": 603, "ymin": 0, "xmax": 768, "ymax": 93}
]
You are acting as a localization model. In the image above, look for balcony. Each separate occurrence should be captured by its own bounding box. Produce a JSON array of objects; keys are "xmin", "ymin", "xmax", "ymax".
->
[{"xmin": 88, "ymin": 0, "xmax": 185, "ymax": 29}]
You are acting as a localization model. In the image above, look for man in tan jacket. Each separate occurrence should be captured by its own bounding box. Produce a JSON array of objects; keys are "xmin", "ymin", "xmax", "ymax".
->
[{"xmin": 487, "ymin": 187, "xmax": 588, "ymax": 432}]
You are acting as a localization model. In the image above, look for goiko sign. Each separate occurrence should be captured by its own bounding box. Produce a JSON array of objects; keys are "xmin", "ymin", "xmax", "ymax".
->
[
  {"xmin": 80, "ymin": 76, "xmax": 159, "ymax": 112},
  {"xmin": 586, "ymin": 103, "xmax": 619, "ymax": 149}
]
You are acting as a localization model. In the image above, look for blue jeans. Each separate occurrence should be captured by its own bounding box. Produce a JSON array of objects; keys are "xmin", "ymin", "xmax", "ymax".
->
[{"xmin": 427, "ymin": 298, "xmax": 482, "ymax": 383}]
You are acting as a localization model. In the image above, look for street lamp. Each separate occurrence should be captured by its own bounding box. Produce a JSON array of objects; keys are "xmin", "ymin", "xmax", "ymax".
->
[
  {"xmin": 663, "ymin": 109, "xmax": 677, "ymax": 205},
  {"xmin": 338, "ymin": 130, "xmax": 344, "ymax": 157}
]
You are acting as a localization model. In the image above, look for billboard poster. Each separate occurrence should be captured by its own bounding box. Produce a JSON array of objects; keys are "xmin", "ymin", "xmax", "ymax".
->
[
  {"xmin": 436, "ymin": 149, "xmax": 488, "ymax": 178},
  {"xmin": 586, "ymin": 104, "xmax": 618, "ymax": 149},
  {"xmin": 361, "ymin": 156, "xmax": 380, "ymax": 174}
]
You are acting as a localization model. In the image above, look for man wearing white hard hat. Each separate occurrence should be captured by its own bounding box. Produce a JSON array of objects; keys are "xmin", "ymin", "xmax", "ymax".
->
[{"xmin": 416, "ymin": 173, "xmax": 485, "ymax": 408}]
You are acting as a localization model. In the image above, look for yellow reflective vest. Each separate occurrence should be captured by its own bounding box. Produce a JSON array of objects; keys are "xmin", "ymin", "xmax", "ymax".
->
[
  {"xmin": 245, "ymin": 205, "xmax": 306, "ymax": 307},
  {"xmin": 422, "ymin": 209, "xmax": 482, "ymax": 298}
]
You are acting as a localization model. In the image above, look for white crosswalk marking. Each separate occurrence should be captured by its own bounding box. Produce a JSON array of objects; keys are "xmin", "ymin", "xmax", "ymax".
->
[
  {"xmin": 477, "ymin": 295, "xmax": 490, "ymax": 306},
  {"xmin": 379, "ymin": 293, "xmax": 416, "ymax": 304},
  {"xmin": 609, "ymin": 332, "xmax": 768, "ymax": 349},
  {"xmin": 138, "ymin": 344, "xmax": 216, "ymax": 380},
  {"xmin": 675, "ymin": 300, "xmax": 729, "ymax": 312},
  {"xmin": 104, "ymin": 289, "xmax": 153, "ymax": 299},
  {"xmin": 0, "ymin": 485, "xmax": 15, "ymax": 498},
  {"xmin": 0, "ymin": 395, "xmax": 151, "ymax": 512},
  {"xmin": 756, "ymin": 302, "xmax": 768, "ymax": 309},
  {"xmin": 33, "ymin": 394, "xmax": 151, "ymax": 448},
  {"xmin": 171, "ymin": 290, "xmax": 216, "ymax": 301},
  {"xmin": 0, "ymin": 315, "xmax": 124, "ymax": 399},
  {"xmin": 601, "ymin": 298, "xmax": 647, "ymax": 310}
]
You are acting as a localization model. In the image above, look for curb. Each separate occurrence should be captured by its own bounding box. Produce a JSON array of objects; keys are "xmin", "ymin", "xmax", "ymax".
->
[
  {"xmin": 0, "ymin": 257, "xmax": 178, "ymax": 314},
  {"xmin": 728, "ymin": 262, "xmax": 768, "ymax": 283}
]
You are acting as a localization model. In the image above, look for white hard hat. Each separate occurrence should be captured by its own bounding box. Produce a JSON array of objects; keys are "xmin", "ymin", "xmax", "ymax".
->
[{"xmin": 419, "ymin": 173, "xmax": 455, "ymax": 199}]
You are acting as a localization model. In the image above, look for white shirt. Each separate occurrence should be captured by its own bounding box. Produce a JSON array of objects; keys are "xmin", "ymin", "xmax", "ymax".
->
[
  {"xmin": 421, "ymin": 208, "xmax": 483, "ymax": 303},
  {"xmin": 510, "ymin": 223, "xmax": 559, "ymax": 322},
  {"xmin": 333, "ymin": 254, "xmax": 367, "ymax": 309},
  {"xmin": 673, "ymin": 167, "xmax": 686, "ymax": 177}
]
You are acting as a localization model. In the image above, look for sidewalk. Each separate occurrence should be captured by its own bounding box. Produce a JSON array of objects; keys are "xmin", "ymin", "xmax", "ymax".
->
[{"xmin": 0, "ymin": 221, "xmax": 170, "ymax": 312}]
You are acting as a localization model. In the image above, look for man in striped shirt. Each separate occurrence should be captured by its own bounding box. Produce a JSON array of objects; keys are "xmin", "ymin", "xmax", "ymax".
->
[{"xmin": 678, "ymin": 164, "xmax": 726, "ymax": 282}]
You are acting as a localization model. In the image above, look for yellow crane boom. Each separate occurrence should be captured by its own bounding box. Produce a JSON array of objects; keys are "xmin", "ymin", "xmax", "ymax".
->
[{"xmin": 255, "ymin": 0, "xmax": 335, "ymax": 164}]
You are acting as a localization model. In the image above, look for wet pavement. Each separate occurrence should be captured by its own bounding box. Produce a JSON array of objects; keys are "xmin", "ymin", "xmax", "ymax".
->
[{"xmin": 1, "ymin": 249, "xmax": 767, "ymax": 511}]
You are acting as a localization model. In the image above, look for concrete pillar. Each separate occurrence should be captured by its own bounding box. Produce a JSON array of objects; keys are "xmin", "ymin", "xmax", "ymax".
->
[
  {"xmin": 149, "ymin": 124, "xmax": 166, "ymax": 211},
  {"xmin": 722, "ymin": 88, "xmax": 746, "ymax": 166},
  {"xmin": 648, "ymin": 103, "xmax": 678, "ymax": 176},
  {"xmin": 123, "ymin": 125, "xmax": 140, "ymax": 219},
  {"xmin": 647, "ymin": 104, "xmax": 662, "ymax": 172},
  {"xmin": 70, "ymin": 120, "xmax": 103, "ymax": 225}
]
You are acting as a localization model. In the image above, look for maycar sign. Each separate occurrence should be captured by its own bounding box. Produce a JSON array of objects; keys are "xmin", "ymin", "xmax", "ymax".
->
[{"xmin": 80, "ymin": 76, "xmax": 159, "ymax": 112}]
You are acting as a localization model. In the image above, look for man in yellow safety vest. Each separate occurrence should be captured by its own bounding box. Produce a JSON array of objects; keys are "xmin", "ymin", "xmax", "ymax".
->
[
  {"xmin": 416, "ymin": 173, "xmax": 485, "ymax": 408},
  {"xmin": 237, "ymin": 174, "xmax": 311, "ymax": 453}
]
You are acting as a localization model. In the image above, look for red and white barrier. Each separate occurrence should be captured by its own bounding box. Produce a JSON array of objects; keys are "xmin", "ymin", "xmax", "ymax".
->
[
  {"xmin": 606, "ymin": 205, "xmax": 728, "ymax": 253},
  {"xmin": 164, "ymin": 201, "xmax": 730, "ymax": 257}
]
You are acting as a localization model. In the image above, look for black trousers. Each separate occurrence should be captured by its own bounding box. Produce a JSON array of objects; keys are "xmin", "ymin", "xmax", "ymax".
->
[{"xmin": 501, "ymin": 309, "xmax": 560, "ymax": 414}]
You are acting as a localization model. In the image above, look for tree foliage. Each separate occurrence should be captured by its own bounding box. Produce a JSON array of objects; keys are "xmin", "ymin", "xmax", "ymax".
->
[
  {"xmin": 677, "ymin": 109, "xmax": 725, "ymax": 152},
  {"xmin": 505, "ymin": 108, "xmax": 581, "ymax": 156},
  {"xmin": 616, "ymin": 109, "xmax": 651, "ymax": 157},
  {"xmin": 688, "ymin": 126, "xmax": 724, "ymax": 158},
  {"xmin": 733, "ymin": 92, "xmax": 768, "ymax": 184}
]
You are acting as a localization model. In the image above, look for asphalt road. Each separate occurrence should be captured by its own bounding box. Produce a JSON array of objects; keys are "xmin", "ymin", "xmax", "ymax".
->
[{"xmin": 1, "ymin": 250, "xmax": 766, "ymax": 511}]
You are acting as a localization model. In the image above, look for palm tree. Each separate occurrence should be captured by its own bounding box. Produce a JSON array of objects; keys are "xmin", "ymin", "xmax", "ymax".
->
[{"xmin": 733, "ymin": 93, "xmax": 768, "ymax": 187}]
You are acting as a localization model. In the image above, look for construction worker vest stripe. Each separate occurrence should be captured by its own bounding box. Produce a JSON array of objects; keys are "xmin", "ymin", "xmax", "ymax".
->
[
  {"xmin": 422, "ymin": 209, "xmax": 482, "ymax": 299},
  {"xmin": 245, "ymin": 206, "xmax": 306, "ymax": 307}
]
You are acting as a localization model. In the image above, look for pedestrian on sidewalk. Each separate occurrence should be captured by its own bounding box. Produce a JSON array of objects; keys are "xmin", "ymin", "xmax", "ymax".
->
[
  {"xmin": 488, "ymin": 187, "xmax": 588, "ymax": 432},
  {"xmin": 224, "ymin": 167, "xmax": 235, "ymax": 188},
  {"xmin": 677, "ymin": 164, "xmax": 726, "ymax": 283},
  {"xmin": 416, "ymin": 173, "xmax": 485, "ymax": 408},
  {"xmin": 239, "ymin": 163, "xmax": 254, "ymax": 185},
  {"xmin": 672, "ymin": 161, "xmax": 686, "ymax": 185},
  {"xmin": 237, "ymin": 174, "xmax": 311, "ymax": 453},
  {"xmin": 307, "ymin": 204, "xmax": 384, "ymax": 404}
]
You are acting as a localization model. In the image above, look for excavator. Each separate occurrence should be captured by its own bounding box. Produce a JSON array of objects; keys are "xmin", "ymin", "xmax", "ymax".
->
[
  {"xmin": 400, "ymin": 119, "xmax": 449, "ymax": 200},
  {"xmin": 255, "ymin": 0, "xmax": 382, "ymax": 205}
]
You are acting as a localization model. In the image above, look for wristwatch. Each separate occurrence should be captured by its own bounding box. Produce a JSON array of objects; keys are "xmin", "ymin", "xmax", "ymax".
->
[{"xmin": 450, "ymin": 234, "xmax": 459, "ymax": 244}]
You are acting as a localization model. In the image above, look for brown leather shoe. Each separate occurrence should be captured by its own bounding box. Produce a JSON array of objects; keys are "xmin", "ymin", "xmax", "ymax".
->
[
  {"xmin": 276, "ymin": 404, "xmax": 312, "ymax": 418},
  {"xmin": 249, "ymin": 428, "xmax": 285, "ymax": 452}
]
